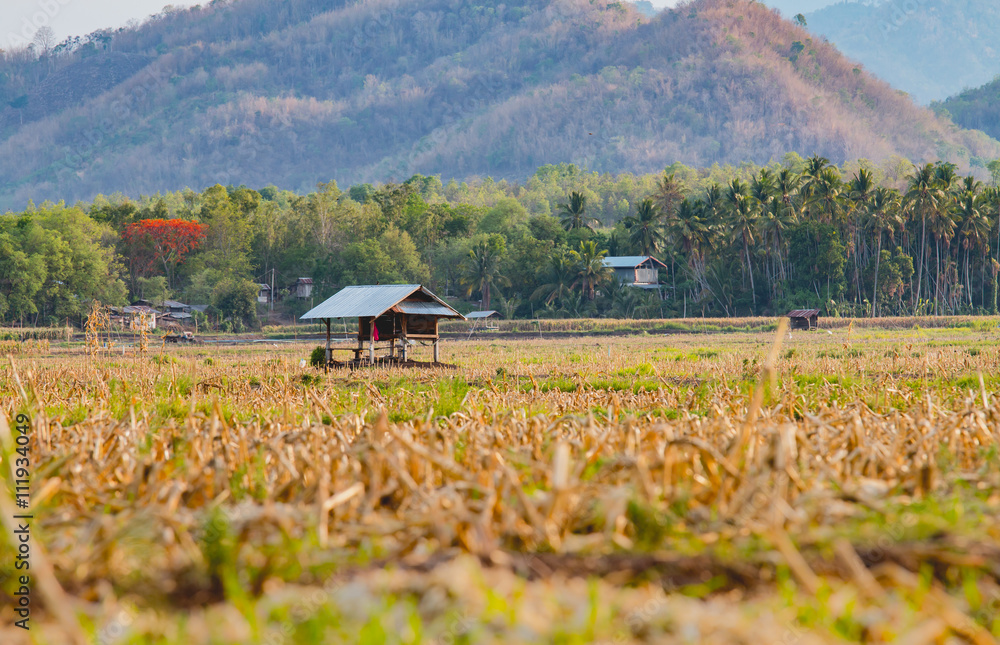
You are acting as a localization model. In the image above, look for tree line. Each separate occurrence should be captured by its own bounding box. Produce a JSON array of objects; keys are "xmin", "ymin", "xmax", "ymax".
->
[{"xmin": 2, "ymin": 155, "xmax": 1000, "ymax": 329}]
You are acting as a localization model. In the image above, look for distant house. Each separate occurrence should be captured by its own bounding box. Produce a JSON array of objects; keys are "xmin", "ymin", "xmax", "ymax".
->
[
  {"xmin": 122, "ymin": 305, "xmax": 158, "ymax": 331},
  {"xmin": 294, "ymin": 278, "xmax": 314, "ymax": 299},
  {"xmin": 602, "ymin": 256, "xmax": 666, "ymax": 288},
  {"xmin": 162, "ymin": 300, "xmax": 191, "ymax": 314},
  {"xmin": 787, "ymin": 309, "xmax": 820, "ymax": 331},
  {"xmin": 257, "ymin": 284, "xmax": 271, "ymax": 304}
]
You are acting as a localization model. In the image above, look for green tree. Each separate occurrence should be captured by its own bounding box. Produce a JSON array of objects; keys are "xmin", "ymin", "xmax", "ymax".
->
[
  {"xmin": 211, "ymin": 278, "xmax": 259, "ymax": 330},
  {"xmin": 623, "ymin": 199, "xmax": 665, "ymax": 256},
  {"xmin": 461, "ymin": 235, "xmax": 509, "ymax": 310},
  {"xmin": 557, "ymin": 192, "xmax": 595, "ymax": 232},
  {"xmin": 572, "ymin": 240, "xmax": 611, "ymax": 301}
]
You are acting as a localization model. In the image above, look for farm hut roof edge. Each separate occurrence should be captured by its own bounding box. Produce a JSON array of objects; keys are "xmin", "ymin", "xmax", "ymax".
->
[{"xmin": 300, "ymin": 284, "xmax": 464, "ymax": 320}]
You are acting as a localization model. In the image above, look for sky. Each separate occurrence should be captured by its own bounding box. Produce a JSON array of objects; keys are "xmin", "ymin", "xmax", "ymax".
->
[
  {"xmin": 0, "ymin": 0, "xmax": 839, "ymax": 50},
  {"xmin": 1, "ymin": 0, "xmax": 199, "ymax": 50}
]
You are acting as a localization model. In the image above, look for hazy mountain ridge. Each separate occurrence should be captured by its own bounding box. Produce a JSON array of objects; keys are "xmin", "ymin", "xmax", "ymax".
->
[
  {"xmin": 805, "ymin": 0, "xmax": 1000, "ymax": 104},
  {"xmin": 937, "ymin": 76, "xmax": 1000, "ymax": 143},
  {"xmin": 0, "ymin": 0, "xmax": 996, "ymax": 209}
]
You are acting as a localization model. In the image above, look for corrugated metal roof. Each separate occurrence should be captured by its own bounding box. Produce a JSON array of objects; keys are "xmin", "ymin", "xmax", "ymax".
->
[
  {"xmin": 301, "ymin": 285, "xmax": 463, "ymax": 320},
  {"xmin": 602, "ymin": 256, "xmax": 667, "ymax": 269},
  {"xmin": 787, "ymin": 309, "xmax": 820, "ymax": 318},
  {"xmin": 396, "ymin": 301, "xmax": 459, "ymax": 316},
  {"xmin": 296, "ymin": 278, "xmax": 313, "ymax": 284},
  {"xmin": 465, "ymin": 310, "xmax": 499, "ymax": 319}
]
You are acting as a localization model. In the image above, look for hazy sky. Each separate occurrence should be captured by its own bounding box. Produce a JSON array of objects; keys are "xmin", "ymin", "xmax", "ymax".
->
[
  {"xmin": 0, "ymin": 0, "xmax": 837, "ymax": 50},
  {"xmin": 1, "ymin": 0, "xmax": 199, "ymax": 49}
]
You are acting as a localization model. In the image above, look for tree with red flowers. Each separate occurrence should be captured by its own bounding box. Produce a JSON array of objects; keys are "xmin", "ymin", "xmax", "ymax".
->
[{"xmin": 123, "ymin": 219, "xmax": 208, "ymax": 289}]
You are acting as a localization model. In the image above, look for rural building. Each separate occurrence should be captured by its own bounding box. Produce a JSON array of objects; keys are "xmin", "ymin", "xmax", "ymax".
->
[
  {"xmin": 257, "ymin": 284, "xmax": 271, "ymax": 304},
  {"xmin": 120, "ymin": 305, "xmax": 157, "ymax": 331},
  {"xmin": 787, "ymin": 309, "xmax": 820, "ymax": 330},
  {"xmin": 603, "ymin": 256, "xmax": 666, "ymax": 288},
  {"xmin": 162, "ymin": 300, "xmax": 191, "ymax": 313},
  {"xmin": 301, "ymin": 284, "xmax": 464, "ymax": 369},
  {"xmin": 294, "ymin": 278, "xmax": 314, "ymax": 299},
  {"xmin": 466, "ymin": 310, "xmax": 501, "ymax": 331}
]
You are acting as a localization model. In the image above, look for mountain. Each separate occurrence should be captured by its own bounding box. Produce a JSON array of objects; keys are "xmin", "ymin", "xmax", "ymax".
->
[
  {"xmin": 0, "ymin": 0, "xmax": 997, "ymax": 209},
  {"xmin": 805, "ymin": 0, "xmax": 1000, "ymax": 104},
  {"xmin": 937, "ymin": 76, "xmax": 1000, "ymax": 143}
]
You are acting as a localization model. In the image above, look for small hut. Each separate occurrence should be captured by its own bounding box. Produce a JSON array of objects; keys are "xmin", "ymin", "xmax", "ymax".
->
[
  {"xmin": 301, "ymin": 284, "xmax": 464, "ymax": 369},
  {"xmin": 787, "ymin": 309, "xmax": 820, "ymax": 331},
  {"xmin": 294, "ymin": 278, "xmax": 314, "ymax": 299},
  {"xmin": 466, "ymin": 310, "xmax": 501, "ymax": 332}
]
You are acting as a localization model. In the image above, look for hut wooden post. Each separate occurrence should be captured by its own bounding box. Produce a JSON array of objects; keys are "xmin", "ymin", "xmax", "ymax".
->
[
  {"xmin": 433, "ymin": 339, "xmax": 440, "ymax": 363},
  {"xmin": 324, "ymin": 319, "xmax": 331, "ymax": 373},
  {"xmin": 400, "ymin": 316, "xmax": 408, "ymax": 362},
  {"xmin": 369, "ymin": 317, "xmax": 375, "ymax": 364}
]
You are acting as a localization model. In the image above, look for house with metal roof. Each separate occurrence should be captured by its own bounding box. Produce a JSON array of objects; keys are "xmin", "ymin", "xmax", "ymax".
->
[
  {"xmin": 787, "ymin": 309, "xmax": 820, "ymax": 331},
  {"xmin": 602, "ymin": 256, "xmax": 667, "ymax": 289},
  {"xmin": 257, "ymin": 284, "xmax": 271, "ymax": 304},
  {"xmin": 301, "ymin": 284, "xmax": 464, "ymax": 368},
  {"xmin": 293, "ymin": 278, "xmax": 314, "ymax": 299}
]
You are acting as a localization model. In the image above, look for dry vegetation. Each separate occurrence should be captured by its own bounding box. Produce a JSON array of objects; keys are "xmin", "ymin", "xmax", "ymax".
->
[
  {"xmin": 2, "ymin": 321, "xmax": 1000, "ymax": 644},
  {"xmin": 2, "ymin": 0, "xmax": 997, "ymax": 207}
]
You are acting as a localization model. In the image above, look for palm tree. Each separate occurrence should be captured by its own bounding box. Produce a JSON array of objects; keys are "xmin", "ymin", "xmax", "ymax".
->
[
  {"xmin": 652, "ymin": 172, "xmax": 684, "ymax": 218},
  {"xmin": 983, "ymin": 186, "xmax": 1000, "ymax": 312},
  {"xmin": 808, "ymin": 167, "xmax": 845, "ymax": 224},
  {"xmin": 725, "ymin": 178, "xmax": 759, "ymax": 310},
  {"xmin": 905, "ymin": 163, "xmax": 944, "ymax": 307},
  {"xmin": 866, "ymin": 187, "xmax": 902, "ymax": 317},
  {"xmin": 624, "ymin": 199, "xmax": 666, "ymax": 255},
  {"xmin": 557, "ymin": 192, "xmax": 595, "ymax": 232},
  {"xmin": 531, "ymin": 251, "xmax": 577, "ymax": 306},
  {"xmin": 667, "ymin": 198, "xmax": 712, "ymax": 301},
  {"xmin": 461, "ymin": 240, "xmax": 509, "ymax": 310},
  {"xmin": 955, "ymin": 191, "xmax": 989, "ymax": 308},
  {"xmin": 573, "ymin": 240, "xmax": 611, "ymax": 300}
]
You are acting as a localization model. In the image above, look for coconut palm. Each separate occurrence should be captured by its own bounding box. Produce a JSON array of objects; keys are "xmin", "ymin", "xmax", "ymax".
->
[
  {"xmin": 725, "ymin": 178, "xmax": 759, "ymax": 310},
  {"xmin": 623, "ymin": 199, "xmax": 666, "ymax": 256},
  {"xmin": 461, "ymin": 240, "xmax": 509, "ymax": 311},
  {"xmin": 866, "ymin": 187, "xmax": 902, "ymax": 317},
  {"xmin": 531, "ymin": 251, "xmax": 577, "ymax": 306},
  {"xmin": 955, "ymin": 191, "xmax": 989, "ymax": 308},
  {"xmin": 905, "ymin": 163, "xmax": 945, "ymax": 306},
  {"xmin": 652, "ymin": 172, "xmax": 684, "ymax": 218},
  {"xmin": 557, "ymin": 192, "xmax": 595, "ymax": 232},
  {"xmin": 573, "ymin": 240, "xmax": 611, "ymax": 300}
]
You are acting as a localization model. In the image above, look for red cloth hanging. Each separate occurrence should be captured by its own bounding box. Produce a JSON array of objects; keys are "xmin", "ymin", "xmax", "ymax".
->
[{"xmin": 373, "ymin": 323, "xmax": 379, "ymax": 341}]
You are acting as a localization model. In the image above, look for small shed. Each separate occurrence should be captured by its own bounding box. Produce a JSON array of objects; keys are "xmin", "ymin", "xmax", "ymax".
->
[
  {"xmin": 466, "ymin": 310, "xmax": 501, "ymax": 332},
  {"xmin": 294, "ymin": 278, "xmax": 314, "ymax": 299},
  {"xmin": 787, "ymin": 309, "xmax": 820, "ymax": 331},
  {"xmin": 122, "ymin": 305, "xmax": 157, "ymax": 331},
  {"xmin": 301, "ymin": 284, "xmax": 464, "ymax": 369},
  {"xmin": 603, "ymin": 256, "xmax": 667, "ymax": 288},
  {"xmin": 257, "ymin": 284, "xmax": 271, "ymax": 304}
]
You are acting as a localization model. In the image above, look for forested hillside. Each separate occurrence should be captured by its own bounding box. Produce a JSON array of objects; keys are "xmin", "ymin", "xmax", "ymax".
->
[
  {"xmin": 4, "ymin": 154, "xmax": 1000, "ymax": 330},
  {"xmin": 805, "ymin": 0, "xmax": 1000, "ymax": 104},
  {"xmin": 0, "ymin": 0, "xmax": 996, "ymax": 208},
  {"xmin": 938, "ymin": 78, "xmax": 1000, "ymax": 145}
]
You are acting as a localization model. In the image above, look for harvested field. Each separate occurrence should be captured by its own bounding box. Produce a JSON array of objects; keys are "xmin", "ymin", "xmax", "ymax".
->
[{"xmin": 2, "ymin": 320, "xmax": 1000, "ymax": 644}]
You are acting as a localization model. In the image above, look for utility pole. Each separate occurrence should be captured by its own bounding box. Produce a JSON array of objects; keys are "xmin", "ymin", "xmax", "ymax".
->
[{"xmin": 270, "ymin": 267, "xmax": 275, "ymax": 312}]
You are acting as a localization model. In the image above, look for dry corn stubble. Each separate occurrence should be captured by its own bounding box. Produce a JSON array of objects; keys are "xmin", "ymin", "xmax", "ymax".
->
[{"xmin": 1, "ymin": 325, "xmax": 999, "ymax": 644}]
